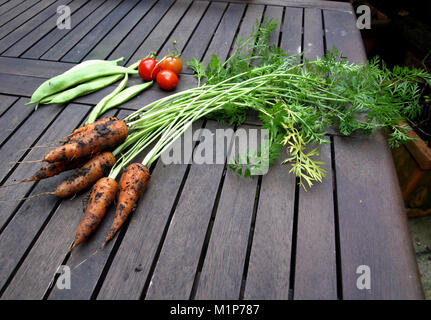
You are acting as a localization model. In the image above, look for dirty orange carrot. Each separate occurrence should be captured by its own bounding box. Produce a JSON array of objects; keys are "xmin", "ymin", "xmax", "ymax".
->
[
  {"xmin": 64, "ymin": 116, "xmax": 118, "ymax": 143},
  {"xmin": 54, "ymin": 151, "xmax": 116, "ymax": 198},
  {"xmin": 44, "ymin": 118, "xmax": 128, "ymax": 163},
  {"xmin": 103, "ymin": 163, "xmax": 150, "ymax": 246},
  {"xmin": 70, "ymin": 177, "xmax": 118, "ymax": 251},
  {"xmin": 24, "ymin": 158, "xmax": 88, "ymax": 182}
]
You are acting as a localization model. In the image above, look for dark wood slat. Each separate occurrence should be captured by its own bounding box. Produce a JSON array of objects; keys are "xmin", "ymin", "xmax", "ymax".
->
[
  {"xmin": 145, "ymin": 121, "xmax": 231, "ymax": 300},
  {"xmin": 85, "ymin": 0, "xmax": 157, "ymax": 61},
  {"xmin": 128, "ymin": 0, "xmax": 193, "ymax": 64},
  {"xmin": 324, "ymin": 8, "xmax": 423, "ymax": 299},
  {"xmin": 3, "ymin": 0, "xmax": 88, "ymax": 57},
  {"xmin": 181, "ymin": 1, "xmax": 227, "ymax": 74},
  {"xmin": 243, "ymin": 158, "xmax": 295, "ymax": 300},
  {"xmin": 41, "ymin": 0, "xmax": 121, "ymax": 61},
  {"xmin": 0, "ymin": 57, "xmax": 74, "ymax": 78},
  {"xmin": 0, "ymin": 0, "xmax": 39, "ymax": 29},
  {"xmin": 61, "ymin": 0, "xmax": 140, "ymax": 63},
  {"xmin": 210, "ymin": 0, "xmax": 353, "ymax": 12},
  {"xmin": 107, "ymin": 0, "xmax": 174, "ymax": 63},
  {"xmin": 97, "ymin": 120, "xmax": 204, "ymax": 300},
  {"xmin": 194, "ymin": 127, "xmax": 260, "ymax": 300},
  {"xmin": 0, "ymin": 94, "xmax": 18, "ymax": 117},
  {"xmin": 0, "ymin": 0, "xmax": 72, "ymax": 53},
  {"xmin": 280, "ymin": 6, "xmax": 303, "ymax": 56},
  {"xmin": 323, "ymin": 9, "xmax": 365, "ymax": 64},
  {"xmin": 231, "ymin": 4, "xmax": 265, "ymax": 54},
  {"xmin": 0, "ymin": 104, "xmax": 89, "ymax": 292},
  {"xmin": 294, "ymin": 140, "xmax": 337, "ymax": 300},
  {"xmin": 0, "ymin": 98, "xmax": 64, "ymax": 185},
  {"xmin": 0, "ymin": 96, "xmax": 33, "ymax": 146},
  {"xmin": 48, "ymin": 109, "xmax": 132, "ymax": 300},
  {"xmin": 21, "ymin": 0, "xmax": 105, "ymax": 59},
  {"xmin": 0, "ymin": 73, "xmax": 46, "ymax": 97},
  {"xmin": 265, "ymin": 6, "xmax": 283, "ymax": 46},
  {"xmin": 201, "ymin": 2, "xmax": 245, "ymax": 67},
  {"xmin": 303, "ymin": 7, "xmax": 324, "ymax": 61},
  {"xmin": 292, "ymin": 8, "xmax": 337, "ymax": 300},
  {"xmin": 0, "ymin": 0, "xmax": 25, "ymax": 17},
  {"xmin": 157, "ymin": 0, "xmax": 209, "ymax": 59}
]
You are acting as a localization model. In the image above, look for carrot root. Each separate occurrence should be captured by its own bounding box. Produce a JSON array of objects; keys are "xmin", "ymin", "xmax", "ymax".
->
[
  {"xmin": 70, "ymin": 177, "xmax": 118, "ymax": 251},
  {"xmin": 103, "ymin": 163, "xmax": 150, "ymax": 246}
]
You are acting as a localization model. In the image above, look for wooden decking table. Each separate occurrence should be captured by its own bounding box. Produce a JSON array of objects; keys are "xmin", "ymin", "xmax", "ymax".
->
[{"xmin": 0, "ymin": 0, "xmax": 424, "ymax": 300}]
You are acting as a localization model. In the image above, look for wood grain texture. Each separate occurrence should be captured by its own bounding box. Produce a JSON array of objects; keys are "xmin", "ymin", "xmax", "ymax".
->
[
  {"xmin": 41, "ymin": 0, "xmax": 121, "ymax": 61},
  {"xmin": 22, "ymin": 0, "xmax": 105, "ymax": 59},
  {"xmin": 61, "ymin": 0, "xmax": 140, "ymax": 63},
  {"xmin": 0, "ymin": 94, "xmax": 18, "ymax": 116},
  {"xmin": 0, "ymin": 96, "xmax": 33, "ymax": 146},
  {"xmin": 0, "ymin": 0, "xmax": 54, "ymax": 36},
  {"xmin": 0, "ymin": 104, "xmax": 89, "ymax": 292},
  {"xmin": 0, "ymin": 0, "xmax": 72, "ymax": 53},
  {"xmin": 280, "ymin": 6, "xmax": 303, "ymax": 56},
  {"xmin": 3, "ymin": 0, "xmax": 88, "ymax": 57},
  {"xmin": 108, "ymin": 0, "xmax": 175, "ymax": 63},
  {"xmin": 158, "ymin": 0, "xmax": 210, "ymax": 59},
  {"xmin": 194, "ymin": 126, "xmax": 260, "ymax": 300},
  {"xmin": 324, "ymin": 8, "xmax": 423, "ymax": 299},
  {"xmin": 303, "ymin": 7, "xmax": 324, "ymax": 61},
  {"xmin": 181, "ymin": 0, "xmax": 227, "ymax": 74},
  {"xmin": 145, "ymin": 121, "xmax": 231, "ymax": 299},
  {"xmin": 85, "ymin": 0, "xmax": 157, "ymax": 60},
  {"xmin": 231, "ymin": 4, "xmax": 264, "ymax": 54},
  {"xmin": 0, "ymin": 56, "xmax": 74, "ymax": 78},
  {"xmin": 128, "ymin": 0, "xmax": 193, "ymax": 64},
  {"xmin": 201, "ymin": 2, "xmax": 245, "ymax": 67},
  {"xmin": 294, "ymin": 140, "xmax": 337, "ymax": 300},
  {"xmin": 97, "ymin": 120, "xmax": 204, "ymax": 300},
  {"xmin": 0, "ymin": 0, "xmax": 28, "ymax": 19}
]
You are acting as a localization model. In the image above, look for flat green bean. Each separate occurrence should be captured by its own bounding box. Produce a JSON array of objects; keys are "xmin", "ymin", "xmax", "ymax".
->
[
  {"xmin": 27, "ymin": 64, "xmax": 138, "ymax": 105},
  {"xmin": 101, "ymin": 81, "xmax": 153, "ymax": 113}
]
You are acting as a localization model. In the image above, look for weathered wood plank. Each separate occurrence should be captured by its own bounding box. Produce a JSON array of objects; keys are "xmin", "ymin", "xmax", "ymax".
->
[
  {"xmin": 323, "ymin": 9, "xmax": 365, "ymax": 64},
  {"xmin": 0, "ymin": 57, "xmax": 74, "ymax": 78},
  {"xmin": 21, "ymin": 0, "xmax": 105, "ymax": 59},
  {"xmin": 0, "ymin": 98, "xmax": 63, "ymax": 184},
  {"xmin": 324, "ymin": 8, "xmax": 423, "ymax": 299},
  {"xmin": 3, "ymin": 0, "xmax": 88, "ymax": 57},
  {"xmin": 210, "ymin": 0, "xmax": 353, "ymax": 13},
  {"xmin": 280, "ymin": 6, "xmax": 303, "ymax": 56},
  {"xmin": 294, "ymin": 140, "xmax": 337, "ymax": 300},
  {"xmin": 0, "ymin": 96, "xmax": 33, "ymax": 146},
  {"xmin": 243, "ymin": 157, "xmax": 295, "ymax": 300},
  {"xmin": 41, "ymin": 0, "xmax": 121, "ymax": 61},
  {"xmin": 0, "ymin": 0, "xmax": 26, "ymax": 18},
  {"xmin": 97, "ymin": 120, "xmax": 204, "ymax": 300},
  {"xmin": 0, "ymin": 94, "xmax": 18, "ymax": 117},
  {"xmin": 303, "ymin": 7, "xmax": 324, "ymax": 61},
  {"xmin": 108, "ymin": 0, "xmax": 175, "ymax": 63},
  {"xmin": 265, "ymin": 6, "xmax": 283, "ymax": 46},
  {"xmin": 194, "ymin": 126, "xmax": 260, "ymax": 299},
  {"xmin": 128, "ymin": 0, "xmax": 193, "ymax": 64},
  {"xmin": 145, "ymin": 121, "xmax": 231, "ymax": 299},
  {"xmin": 61, "ymin": 0, "xmax": 140, "ymax": 63},
  {"xmin": 201, "ymin": 2, "xmax": 245, "ymax": 67},
  {"xmin": 0, "ymin": 73, "xmax": 45, "ymax": 97},
  {"xmin": 0, "ymin": 104, "xmax": 89, "ymax": 293},
  {"xmin": 158, "ymin": 0, "xmax": 210, "ymax": 59},
  {"xmin": 0, "ymin": 0, "xmax": 72, "ymax": 53},
  {"xmin": 181, "ymin": 1, "xmax": 227, "ymax": 74},
  {"xmin": 85, "ymin": 0, "xmax": 157, "ymax": 60},
  {"xmin": 0, "ymin": 0, "xmax": 40, "ymax": 30}
]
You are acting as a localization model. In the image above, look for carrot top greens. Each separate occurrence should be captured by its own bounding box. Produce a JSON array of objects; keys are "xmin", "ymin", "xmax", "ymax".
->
[{"xmin": 110, "ymin": 20, "xmax": 431, "ymax": 188}]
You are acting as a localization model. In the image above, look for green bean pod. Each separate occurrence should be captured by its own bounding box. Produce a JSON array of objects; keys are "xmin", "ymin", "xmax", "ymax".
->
[
  {"xmin": 39, "ymin": 74, "xmax": 124, "ymax": 105},
  {"xmin": 64, "ymin": 57, "xmax": 124, "ymax": 74},
  {"xmin": 101, "ymin": 81, "xmax": 153, "ymax": 113},
  {"xmin": 27, "ymin": 64, "xmax": 138, "ymax": 105}
]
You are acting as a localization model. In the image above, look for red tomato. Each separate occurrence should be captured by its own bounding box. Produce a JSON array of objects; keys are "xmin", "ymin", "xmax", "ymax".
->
[
  {"xmin": 156, "ymin": 69, "xmax": 178, "ymax": 90},
  {"xmin": 138, "ymin": 58, "xmax": 161, "ymax": 81},
  {"xmin": 159, "ymin": 56, "xmax": 182, "ymax": 75}
]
